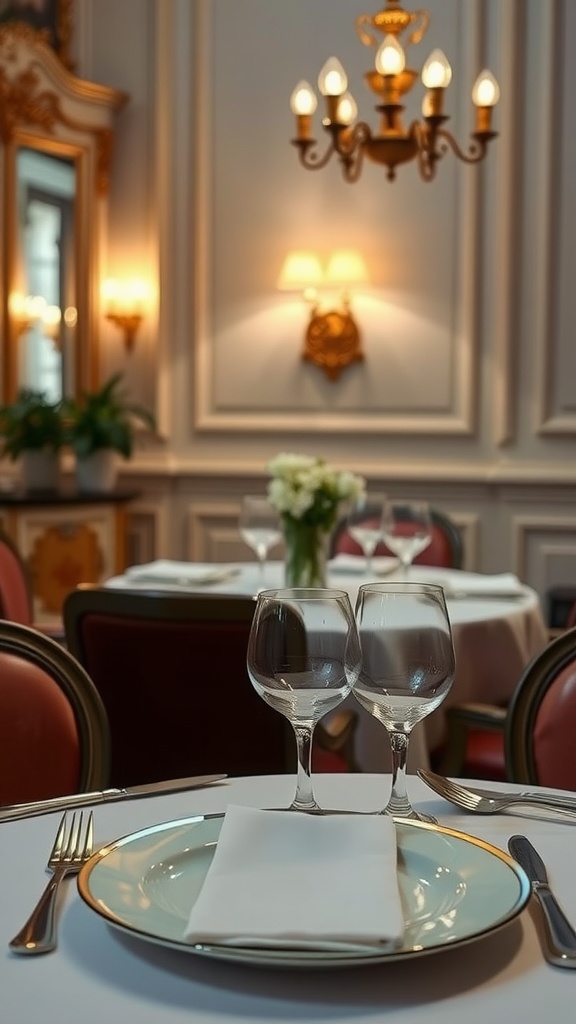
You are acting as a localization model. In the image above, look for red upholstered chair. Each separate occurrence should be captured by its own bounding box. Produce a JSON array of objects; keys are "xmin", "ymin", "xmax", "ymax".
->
[
  {"xmin": 439, "ymin": 627, "xmax": 576, "ymax": 786},
  {"xmin": 330, "ymin": 504, "xmax": 464, "ymax": 569},
  {"xmin": 0, "ymin": 620, "xmax": 110, "ymax": 805},
  {"xmin": 505, "ymin": 625, "xmax": 576, "ymax": 788},
  {"xmin": 63, "ymin": 586, "xmax": 359, "ymax": 789}
]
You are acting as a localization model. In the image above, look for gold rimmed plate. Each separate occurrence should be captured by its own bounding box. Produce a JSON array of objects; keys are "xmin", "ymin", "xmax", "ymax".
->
[{"xmin": 77, "ymin": 814, "xmax": 530, "ymax": 969}]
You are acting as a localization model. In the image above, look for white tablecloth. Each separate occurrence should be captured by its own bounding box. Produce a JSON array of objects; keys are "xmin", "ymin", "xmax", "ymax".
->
[
  {"xmin": 106, "ymin": 561, "xmax": 549, "ymax": 771},
  {"xmin": 2, "ymin": 773, "xmax": 576, "ymax": 1023}
]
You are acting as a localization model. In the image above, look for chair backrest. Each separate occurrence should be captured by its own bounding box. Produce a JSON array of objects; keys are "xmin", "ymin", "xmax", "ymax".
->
[
  {"xmin": 64, "ymin": 587, "xmax": 297, "ymax": 788},
  {"xmin": 505, "ymin": 626, "xmax": 576, "ymax": 788},
  {"xmin": 0, "ymin": 620, "xmax": 110, "ymax": 805},
  {"xmin": 0, "ymin": 525, "xmax": 33, "ymax": 624},
  {"xmin": 330, "ymin": 504, "xmax": 464, "ymax": 569}
]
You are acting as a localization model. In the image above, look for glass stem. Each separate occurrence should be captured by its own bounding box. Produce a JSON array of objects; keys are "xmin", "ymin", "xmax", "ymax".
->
[
  {"xmin": 384, "ymin": 729, "xmax": 413, "ymax": 817},
  {"xmin": 291, "ymin": 724, "xmax": 320, "ymax": 811}
]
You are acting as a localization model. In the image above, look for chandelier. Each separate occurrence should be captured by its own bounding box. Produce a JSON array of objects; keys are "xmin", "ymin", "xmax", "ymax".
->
[{"xmin": 289, "ymin": 1, "xmax": 500, "ymax": 183}]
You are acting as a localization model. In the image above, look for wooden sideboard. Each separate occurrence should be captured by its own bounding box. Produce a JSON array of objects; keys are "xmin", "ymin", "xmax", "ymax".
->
[{"xmin": 0, "ymin": 488, "xmax": 139, "ymax": 625}]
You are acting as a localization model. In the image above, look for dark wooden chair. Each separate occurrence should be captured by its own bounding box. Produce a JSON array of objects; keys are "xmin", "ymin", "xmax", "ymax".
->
[
  {"xmin": 63, "ymin": 586, "xmax": 359, "ymax": 788},
  {"xmin": 330, "ymin": 504, "xmax": 464, "ymax": 569},
  {"xmin": 0, "ymin": 619, "xmax": 110, "ymax": 805}
]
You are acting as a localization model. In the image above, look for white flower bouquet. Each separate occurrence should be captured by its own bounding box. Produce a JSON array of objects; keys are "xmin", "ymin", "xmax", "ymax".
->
[
  {"xmin": 267, "ymin": 453, "xmax": 366, "ymax": 586},
  {"xmin": 267, "ymin": 453, "xmax": 365, "ymax": 532}
]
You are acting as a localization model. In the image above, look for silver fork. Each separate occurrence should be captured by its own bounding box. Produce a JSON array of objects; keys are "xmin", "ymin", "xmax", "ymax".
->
[
  {"xmin": 418, "ymin": 770, "xmax": 576, "ymax": 818},
  {"xmin": 9, "ymin": 811, "xmax": 94, "ymax": 955}
]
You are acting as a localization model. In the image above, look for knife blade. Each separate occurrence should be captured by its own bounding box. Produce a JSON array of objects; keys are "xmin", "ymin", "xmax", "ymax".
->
[
  {"xmin": 508, "ymin": 834, "xmax": 576, "ymax": 968},
  {"xmin": 0, "ymin": 773, "xmax": 228, "ymax": 823}
]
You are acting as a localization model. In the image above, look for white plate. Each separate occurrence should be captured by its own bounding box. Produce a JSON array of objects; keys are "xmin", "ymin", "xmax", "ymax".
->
[{"xmin": 78, "ymin": 814, "xmax": 530, "ymax": 969}]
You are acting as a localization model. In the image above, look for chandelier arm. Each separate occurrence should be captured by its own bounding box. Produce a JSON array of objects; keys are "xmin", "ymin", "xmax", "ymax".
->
[
  {"xmin": 412, "ymin": 121, "xmax": 439, "ymax": 182},
  {"xmin": 434, "ymin": 128, "xmax": 489, "ymax": 165},
  {"xmin": 293, "ymin": 139, "xmax": 338, "ymax": 171}
]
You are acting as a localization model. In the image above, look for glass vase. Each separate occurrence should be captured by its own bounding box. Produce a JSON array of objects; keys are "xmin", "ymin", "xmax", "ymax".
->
[{"xmin": 283, "ymin": 518, "xmax": 329, "ymax": 588}]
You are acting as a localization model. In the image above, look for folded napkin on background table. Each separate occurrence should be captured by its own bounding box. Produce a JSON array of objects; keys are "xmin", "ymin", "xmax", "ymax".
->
[
  {"xmin": 125, "ymin": 560, "xmax": 239, "ymax": 586},
  {"xmin": 424, "ymin": 571, "xmax": 525, "ymax": 599},
  {"xmin": 329, "ymin": 554, "xmax": 400, "ymax": 576},
  {"xmin": 184, "ymin": 804, "xmax": 404, "ymax": 952}
]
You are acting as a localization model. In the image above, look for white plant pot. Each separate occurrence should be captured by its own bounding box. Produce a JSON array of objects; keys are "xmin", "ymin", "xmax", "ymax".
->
[
  {"xmin": 76, "ymin": 450, "xmax": 119, "ymax": 493},
  {"xmin": 20, "ymin": 449, "xmax": 59, "ymax": 492}
]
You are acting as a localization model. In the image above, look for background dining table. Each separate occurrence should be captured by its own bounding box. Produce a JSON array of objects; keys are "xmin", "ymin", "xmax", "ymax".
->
[
  {"xmin": 106, "ymin": 560, "xmax": 550, "ymax": 770},
  {"xmin": 1, "ymin": 772, "xmax": 575, "ymax": 1022}
]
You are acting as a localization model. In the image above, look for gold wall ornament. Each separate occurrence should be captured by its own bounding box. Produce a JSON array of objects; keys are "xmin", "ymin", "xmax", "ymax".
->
[
  {"xmin": 0, "ymin": 0, "xmax": 75, "ymax": 71},
  {"xmin": 289, "ymin": 0, "xmax": 500, "ymax": 183},
  {"xmin": 304, "ymin": 306, "xmax": 364, "ymax": 382},
  {"xmin": 277, "ymin": 249, "xmax": 369, "ymax": 381}
]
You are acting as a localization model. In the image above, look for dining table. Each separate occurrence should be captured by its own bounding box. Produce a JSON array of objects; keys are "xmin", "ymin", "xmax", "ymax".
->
[
  {"xmin": 1, "ymin": 771, "xmax": 575, "ymax": 1022},
  {"xmin": 105, "ymin": 558, "xmax": 550, "ymax": 771}
]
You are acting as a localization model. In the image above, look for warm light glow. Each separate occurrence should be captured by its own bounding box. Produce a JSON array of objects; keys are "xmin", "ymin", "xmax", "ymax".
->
[
  {"xmin": 64, "ymin": 306, "xmax": 78, "ymax": 328},
  {"xmin": 472, "ymin": 70, "xmax": 500, "ymax": 107},
  {"xmin": 290, "ymin": 80, "xmax": 317, "ymax": 116},
  {"xmin": 375, "ymin": 35, "xmax": 406, "ymax": 77},
  {"xmin": 325, "ymin": 250, "xmax": 370, "ymax": 287},
  {"xmin": 318, "ymin": 57, "xmax": 347, "ymax": 97},
  {"xmin": 422, "ymin": 49, "xmax": 452, "ymax": 89},
  {"xmin": 337, "ymin": 91, "xmax": 358, "ymax": 125},
  {"xmin": 102, "ymin": 277, "xmax": 150, "ymax": 315},
  {"xmin": 43, "ymin": 305, "xmax": 61, "ymax": 328},
  {"xmin": 277, "ymin": 252, "xmax": 324, "ymax": 291}
]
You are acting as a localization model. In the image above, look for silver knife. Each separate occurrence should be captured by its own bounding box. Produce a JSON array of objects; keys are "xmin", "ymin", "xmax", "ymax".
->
[
  {"xmin": 0, "ymin": 773, "xmax": 228, "ymax": 824},
  {"xmin": 508, "ymin": 834, "xmax": 576, "ymax": 968}
]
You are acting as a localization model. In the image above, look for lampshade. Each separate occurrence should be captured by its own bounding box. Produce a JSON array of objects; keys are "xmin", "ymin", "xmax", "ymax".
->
[
  {"xmin": 324, "ymin": 250, "xmax": 369, "ymax": 287},
  {"xmin": 277, "ymin": 252, "xmax": 324, "ymax": 291}
]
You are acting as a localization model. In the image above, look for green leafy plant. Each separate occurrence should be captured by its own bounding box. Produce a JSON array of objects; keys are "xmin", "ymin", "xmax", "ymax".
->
[
  {"xmin": 63, "ymin": 373, "xmax": 155, "ymax": 459},
  {"xmin": 0, "ymin": 389, "xmax": 64, "ymax": 460}
]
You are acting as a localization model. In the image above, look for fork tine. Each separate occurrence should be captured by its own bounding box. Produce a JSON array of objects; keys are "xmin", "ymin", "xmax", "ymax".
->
[
  {"xmin": 64, "ymin": 812, "xmax": 81, "ymax": 860},
  {"xmin": 80, "ymin": 812, "xmax": 94, "ymax": 861},
  {"xmin": 50, "ymin": 812, "xmax": 68, "ymax": 860}
]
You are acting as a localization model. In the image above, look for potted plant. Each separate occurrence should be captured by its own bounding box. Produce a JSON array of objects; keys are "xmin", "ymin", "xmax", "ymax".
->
[
  {"xmin": 64, "ymin": 373, "xmax": 155, "ymax": 493},
  {"xmin": 0, "ymin": 388, "xmax": 64, "ymax": 491}
]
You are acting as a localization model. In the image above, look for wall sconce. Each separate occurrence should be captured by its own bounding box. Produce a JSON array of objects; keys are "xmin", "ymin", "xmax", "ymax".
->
[
  {"xmin": 102, "ymin": 277, "xmax": 149, "ymax": 351},
  {"xmin": 277, "ymin": 249, "xmax": 369, "ymax": 380},
  {"xmin": 9, "ymin": 293, "xmax": 64, "ymax": 348}
]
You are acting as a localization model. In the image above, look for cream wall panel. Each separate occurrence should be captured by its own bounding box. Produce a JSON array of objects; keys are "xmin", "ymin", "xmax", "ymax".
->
[{"xmin": 194, "ymin": 0, "xmax": 481, "ymax": 436}]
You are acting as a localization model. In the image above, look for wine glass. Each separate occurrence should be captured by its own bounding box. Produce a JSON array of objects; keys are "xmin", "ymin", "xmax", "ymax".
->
[
  {"xmin": 354, "ymin": 582, "xmax": 455, "ymax": 821},
  {"xmin": 239, "ymin": 495, "xmax": 282, "ymax": 589},
  {"xmin": 382, "ymin": 500, "xmax": 432, "ymax": 578},
  {"xmin": 345, "ymin": 492, "xmax": 387, "ymax": 576},
  {"xmin": 247, "ymin": 588, "xmax": 361, "ymax": 812}
]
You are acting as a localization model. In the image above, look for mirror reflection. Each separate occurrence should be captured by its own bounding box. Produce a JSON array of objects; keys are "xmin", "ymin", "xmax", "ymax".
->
[{"xmin": 15, "ymin": 147, "xmax": 77, "ymax": 403}]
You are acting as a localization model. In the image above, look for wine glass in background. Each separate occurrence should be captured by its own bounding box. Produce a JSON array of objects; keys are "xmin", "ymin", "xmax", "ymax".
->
[
  {"xmin": 239, "ymin": 495, "xmax": 282, "ymax": 589},
  {"xmin": 382, "ymin": 500, "xmax": 432, "ymax": 578},
  {"xmin": 247, "ymin": 588, "xmax": 361, "ymax": 812},
  {"xmin": 345, "ymin": 492, "xmax": 387, "ymax": 577},
  {"xmin": 354, "ymin": 582, "xmax": 455, "ymax": 821}
]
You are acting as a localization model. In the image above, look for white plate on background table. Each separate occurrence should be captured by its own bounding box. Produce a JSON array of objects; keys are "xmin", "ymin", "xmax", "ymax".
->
[{"xmin": 78, "ymin": 814, "xmax": 530, "ymax": 969}]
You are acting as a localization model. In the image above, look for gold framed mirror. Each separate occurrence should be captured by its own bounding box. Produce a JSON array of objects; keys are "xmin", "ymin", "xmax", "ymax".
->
[{"xmin": 0, "ymin": 21, "xmax": 127, "ymax": 403}]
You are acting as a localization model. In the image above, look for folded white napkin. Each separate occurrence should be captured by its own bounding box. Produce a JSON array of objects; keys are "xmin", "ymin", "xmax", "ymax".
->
[
  {"xmin": 330, "ymin": 553, "xmax": 400, "ymax": 576},
  {"xmin": 125, "ymin": 560, "xmax": 238, "ymax": 586},
  {"xmin": 426, "ymin": 571, "xmax": 525, "ymax": 599},
  {"xmin": 183, "ymin": 805, "xmax": 404, "ymax": 952}
]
